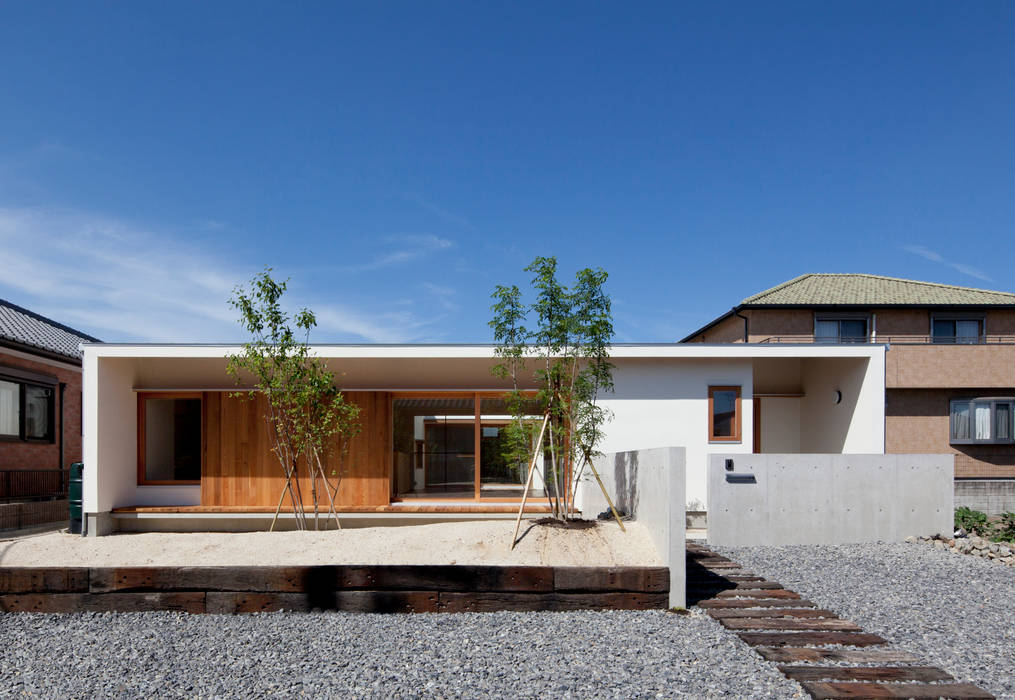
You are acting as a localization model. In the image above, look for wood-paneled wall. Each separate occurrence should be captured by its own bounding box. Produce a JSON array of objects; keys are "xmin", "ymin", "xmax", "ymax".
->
[{"xmin": 201, "ymin": 391, "xmax": 391, "ymax": 507}]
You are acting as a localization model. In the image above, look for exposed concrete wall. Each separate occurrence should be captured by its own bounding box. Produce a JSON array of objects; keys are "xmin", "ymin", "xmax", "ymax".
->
[
  {"xmin": 579, "ymin": 447, "xmax": 686, "ymax": 608},
  {"xmin": 955, "ymin": 480, "xmax": 1015, "ymax": 515},
  {"xmin": 707, "ymin": 453, "xmax": 953, "ymax": 546}
]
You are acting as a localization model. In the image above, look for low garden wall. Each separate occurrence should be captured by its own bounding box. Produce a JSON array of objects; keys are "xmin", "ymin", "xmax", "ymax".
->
[
  {"xmin": 579, "ymin": 446, "xmax": 686, "ymax": 608},
  {"xmin": 707, "ymin": 454, "xmax": 953, "ymax": 546},
  {"xmin": 0, "ymin": 565, "xmax": 669, "ymax": 614}
]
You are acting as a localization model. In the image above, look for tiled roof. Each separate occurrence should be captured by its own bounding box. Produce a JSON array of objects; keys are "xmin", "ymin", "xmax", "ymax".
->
[
  {"xmin": 742, "ymin": 274, "xmax": 1015, "ymax": 306},
  {"xmin": 0, "ymin": 299, "xmax": 100, "ymax": 360}
]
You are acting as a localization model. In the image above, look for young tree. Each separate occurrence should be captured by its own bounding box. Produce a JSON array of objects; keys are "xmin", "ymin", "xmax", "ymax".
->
[
  {"xmin": 491, "ymin": 256, "xmax": 619, "ymax": 524},
  {"xmin": 226, "ymin": 269, "xmax": 361, "ymax": 530}
]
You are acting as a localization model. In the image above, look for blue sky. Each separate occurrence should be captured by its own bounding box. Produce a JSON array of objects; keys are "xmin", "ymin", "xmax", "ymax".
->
[{"xmin": 1, "ymin": 2, "xmax": 1014, "ymax": 343}]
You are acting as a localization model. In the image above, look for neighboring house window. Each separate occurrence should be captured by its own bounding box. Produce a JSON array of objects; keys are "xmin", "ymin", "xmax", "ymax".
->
[
  {"xmin": 0, "ymin": 376, "xmax": 55, "ymax": 442},
  {"xmin": 709, "ymin": 386, "xmax": 741, "ymax": 442},
  {"xmin": 932, "ymin": 318, "xmax": 983, "ymax": 344},
  {"xmin": 950, "ymin": 398, "xmax": 1014, "ymax": 444},
  {"xmin": 815, "ymin": 317, "xmax": 868, "ymax": 343},
  {"xmin": 138, "ymin": 393, "xmax": 202, "ymax": 484}
]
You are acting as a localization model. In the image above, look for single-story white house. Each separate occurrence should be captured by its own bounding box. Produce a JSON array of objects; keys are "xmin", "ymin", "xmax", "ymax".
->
[{"xmin": 81, "ymin": 342, "xmax": 885, "ymax": 535}]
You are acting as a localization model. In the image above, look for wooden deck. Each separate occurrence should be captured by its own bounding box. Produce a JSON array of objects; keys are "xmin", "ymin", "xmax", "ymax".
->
[{"xmin": 112, "ymin": 503, "xmax": 555, "ymax": 514}]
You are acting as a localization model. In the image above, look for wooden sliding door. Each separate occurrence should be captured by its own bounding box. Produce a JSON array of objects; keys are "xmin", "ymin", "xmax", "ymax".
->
[{"xmin": 200, "ymin": 391, "xmax": 391, "ymax": 507}]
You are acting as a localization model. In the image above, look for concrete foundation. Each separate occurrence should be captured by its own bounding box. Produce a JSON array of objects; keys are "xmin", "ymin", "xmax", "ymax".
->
[
  {"xmin": 955, "ymin": 479, "xmax": 1015, "ymax": 515},
  {"xmin": 580, "ymin": 446, "xmax": 686, "ymax": 608},
  {"xmin": 707, "ymin": 453, "xmax": 953, "ymax": 546}
]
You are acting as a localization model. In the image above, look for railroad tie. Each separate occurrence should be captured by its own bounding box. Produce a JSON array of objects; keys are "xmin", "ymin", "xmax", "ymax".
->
[{"xmin": 686, "ymin": 544, "xmax": 996, "ymax": 700}]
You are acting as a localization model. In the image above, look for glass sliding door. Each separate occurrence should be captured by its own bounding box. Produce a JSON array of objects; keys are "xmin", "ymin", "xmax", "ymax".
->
[
  {"xmin": 392, "ymin": 392, "xmax": 546, "ymax": 501},
  {"xmin": 392, "ymin": 396, "xmax": 475, "ymax": 498},
  {"xmin": 478, "ymin": 396, "xmax": 547, "ymax": 500}
]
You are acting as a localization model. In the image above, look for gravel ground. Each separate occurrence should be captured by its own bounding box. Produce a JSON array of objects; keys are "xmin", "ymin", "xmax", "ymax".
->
[
  {"xmin": 0, "ymin": 609, "xmax": 805, "ymax": 699},
  {"xmin": 710, "ymin": 541, "xmax": 1015, "ymax": 700}
]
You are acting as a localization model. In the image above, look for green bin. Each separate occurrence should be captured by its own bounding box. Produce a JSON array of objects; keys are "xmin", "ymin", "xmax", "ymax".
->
[{"xmin": 69, "ymin": 462, "xmax": 83, "ymax": 535}]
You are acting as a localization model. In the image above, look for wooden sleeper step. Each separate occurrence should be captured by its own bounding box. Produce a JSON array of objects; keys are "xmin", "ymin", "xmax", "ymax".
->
[
  {"xmin": 800, "ymin": 681, "xmax": 994, "ymax": 699},
  {"xmin": 737, "ymin": 631, "xmax": 888, "ymax": 647},
  {"xmin": 779, "ymin": 666, "xmax": 954, "ymax": 682},
  {"xmin": 707, "ymin": 608, "xmax": 839, "ymax": 619},
  {"xmin": 721, "ymin": 618, "xmax": 862, "ymax": 631},
  {"xmin": 755, "ymin": 648, "xmax": 921, "ymax": 664}
]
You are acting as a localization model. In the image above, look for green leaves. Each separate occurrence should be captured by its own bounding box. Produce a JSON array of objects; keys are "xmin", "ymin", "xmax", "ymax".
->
[
  {"xmin": 226, "ymin": 267, "xmax": 361, "ymax": 474},
  {"xmin": 489, "ymin": 256, "xmax": 616, "ymax": 520}
]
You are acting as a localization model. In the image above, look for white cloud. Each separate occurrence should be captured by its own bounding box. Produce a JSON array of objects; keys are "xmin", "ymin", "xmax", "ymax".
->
[
  {"xmin": 902, "ymin": 244, "xmax": 993, "ymax": 283},
  {"xmin": 0, "ymin": 206, "xmax": 438, "ymax": 343},
  {"xmin": 339, "ymin": 234, "xmax": 455, "ymax": 273}
]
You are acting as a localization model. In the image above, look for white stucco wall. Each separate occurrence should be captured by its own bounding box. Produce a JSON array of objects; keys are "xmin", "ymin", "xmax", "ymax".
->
[
  {"xmin": 83, "ymin": 343, "xmax": 885, "ymax": 517},
  {"xmin": 598, "ymin": 358, "xmax": 754, "ymax": 510}
]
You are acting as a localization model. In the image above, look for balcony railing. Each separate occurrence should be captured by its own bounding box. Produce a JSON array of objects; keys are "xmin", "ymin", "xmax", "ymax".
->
[
  {"xmin": 0, "ymin": 469, "xmax": 71, "ymax": 503},
  {"xmin": 756, "ymin": 335, "xmax": 1015, "ymax": 345}
]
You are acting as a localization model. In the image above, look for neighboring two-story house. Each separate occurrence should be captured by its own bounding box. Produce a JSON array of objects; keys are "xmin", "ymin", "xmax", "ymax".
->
[
  {"xmin": 683, "ymin": 273, "xmax": 1015, "ymax": 514},
  {"xmin": 1, "ymin": 298, "xmax": 100, "ymax": 526}
]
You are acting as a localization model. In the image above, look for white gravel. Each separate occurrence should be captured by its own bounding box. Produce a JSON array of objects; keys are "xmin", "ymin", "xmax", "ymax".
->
[
  {"xmin": 0, "ymin": 520, "xmax": 661, "ymax": 568},
  {"xmin": 0, "ymin": 609, "xmax": 806, "ymax": 699},
  {"xmin": 711, "ymin": 541, "xmax": 1015, "ymax": 700}
]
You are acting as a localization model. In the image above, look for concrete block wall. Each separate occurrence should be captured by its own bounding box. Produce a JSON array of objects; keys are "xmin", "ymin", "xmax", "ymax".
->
[
  {"xmin": 955, "ymin": 480, "xmax": 1015, "ymax": 515},
  {"xmin": 579, "ymin": 447, "xmax": 686, "ymax": 608},
  {"xmin": 707, "ymin": 453, "xmax": 953, "ymax": 546}
]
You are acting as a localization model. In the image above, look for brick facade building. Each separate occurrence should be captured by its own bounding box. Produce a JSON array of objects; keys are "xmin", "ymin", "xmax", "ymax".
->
[
  {"xmin": 0, "ymin": 299, "xmax": 99, "ymax": 485},
  {"xmin": 683, "ymin": 274, "xmax": 1015, "ymax": 513}
]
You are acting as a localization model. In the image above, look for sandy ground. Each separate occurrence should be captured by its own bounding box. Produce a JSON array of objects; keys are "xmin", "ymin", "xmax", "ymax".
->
[{"xmin": 0, "ymin": 520, "xmax": 661, "ymax": 568}]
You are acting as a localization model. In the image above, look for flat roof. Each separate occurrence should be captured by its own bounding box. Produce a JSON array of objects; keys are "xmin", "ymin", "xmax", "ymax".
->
[{"xmin": 82, "ymin": 342, "xmax": 885, "ymax": 360}]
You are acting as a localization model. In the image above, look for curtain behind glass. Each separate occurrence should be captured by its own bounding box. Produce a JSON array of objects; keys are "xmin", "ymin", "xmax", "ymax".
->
[
  {"xmin": 0, "ymin": 380, "xmax": 17, "ymax": 436},
  {"xmin": 974, "ymin": 403, "xmax": 992, "ymax": 440},
  {"xmin": 996, "ymin": 403, "xmax": 1011, "ymax": 441},
  {"xmin": 951, "ymin": 401, "xmax": 970, "ymax": 440}
]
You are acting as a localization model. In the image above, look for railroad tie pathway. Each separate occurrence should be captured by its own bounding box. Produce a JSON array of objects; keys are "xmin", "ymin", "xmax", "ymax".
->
[{"xmin": 686, "ymin": 543, "xmax": 995, "ymax": 700}]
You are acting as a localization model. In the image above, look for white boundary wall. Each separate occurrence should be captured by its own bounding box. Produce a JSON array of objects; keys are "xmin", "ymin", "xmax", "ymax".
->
[
  {"xmin": 707, "ymin": 454, "xmax": 953, "ymax": 546},
  {"xmin": 579, "ymin": 447, "xmax": 686, "ymax": 608}
]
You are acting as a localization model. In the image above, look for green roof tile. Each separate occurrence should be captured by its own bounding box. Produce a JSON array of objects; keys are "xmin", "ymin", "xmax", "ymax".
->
[{"xmin": 741, "ymin": 274, "xmax": 1015, "ymax": 306}]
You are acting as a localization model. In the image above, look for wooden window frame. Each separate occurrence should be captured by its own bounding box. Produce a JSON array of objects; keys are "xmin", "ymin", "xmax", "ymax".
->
[
  {"xmin": 137, "ymin": 391, "xmax": 203, "ymax": 486},
  {"xmin": 708, "ymin": 386, "xmax": 742, "ymax": 444}
]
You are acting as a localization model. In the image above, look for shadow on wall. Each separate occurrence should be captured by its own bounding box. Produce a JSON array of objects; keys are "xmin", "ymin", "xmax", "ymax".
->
[
  {"xmin": 800, "ymin": 357, "xmax": 867, "ymax": 453},
  {"xmin": 613, "ymin": 451, "xmax": 639, "ymax": 516}
]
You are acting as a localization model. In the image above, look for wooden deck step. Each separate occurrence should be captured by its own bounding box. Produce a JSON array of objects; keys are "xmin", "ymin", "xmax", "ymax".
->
[
  {"xmin": 737, "ymin": 631, "xmax": 888, "ymax": 647},
  {"xmin": 708, "ymin": 608, "xmax": 838, "ymax": 620},
  {"xmin": 779, "ymin": 666, "xmax": 954, "ymax": 682},
  {"xmin": 689, "ymin": 580, "xmax": 784, "ymax": 590},
  {"xmin": 715, "ymin": 588, "xmax": 800, "ymax": 599},
  {"xmin": 756, "ymin": 648, "xmax": 921, "ymax": 664},
  {"xmin": 698, "ymin": 597, "xmax": 817, "ymax": 609},
  {"xmin": 800, "ymin": 681, "xmax": 994, "ymax": 699},
  {"xmin": 721, "ymin": 618, "xmax": 862, "ymax": 631}
]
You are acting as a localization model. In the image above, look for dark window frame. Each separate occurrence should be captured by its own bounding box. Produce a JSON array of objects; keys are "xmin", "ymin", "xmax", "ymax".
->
[
  {"xmin": 949, "ymin": 397, "xmax": 1015, "ymax": 445},
  {"xmin": 708, "ymin": 385, "xmax": 742, "ymax": 443},
  {"xmin": 813, "ymin": 313, "xmax": 870, "ymax": 344},
  {"xmin": 931, "ymin": 313, "xmax": 985, "ymax": 345},
  {"xmin": 0, "ymin": 372, "xmax": 56, "ymax": 444}
]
